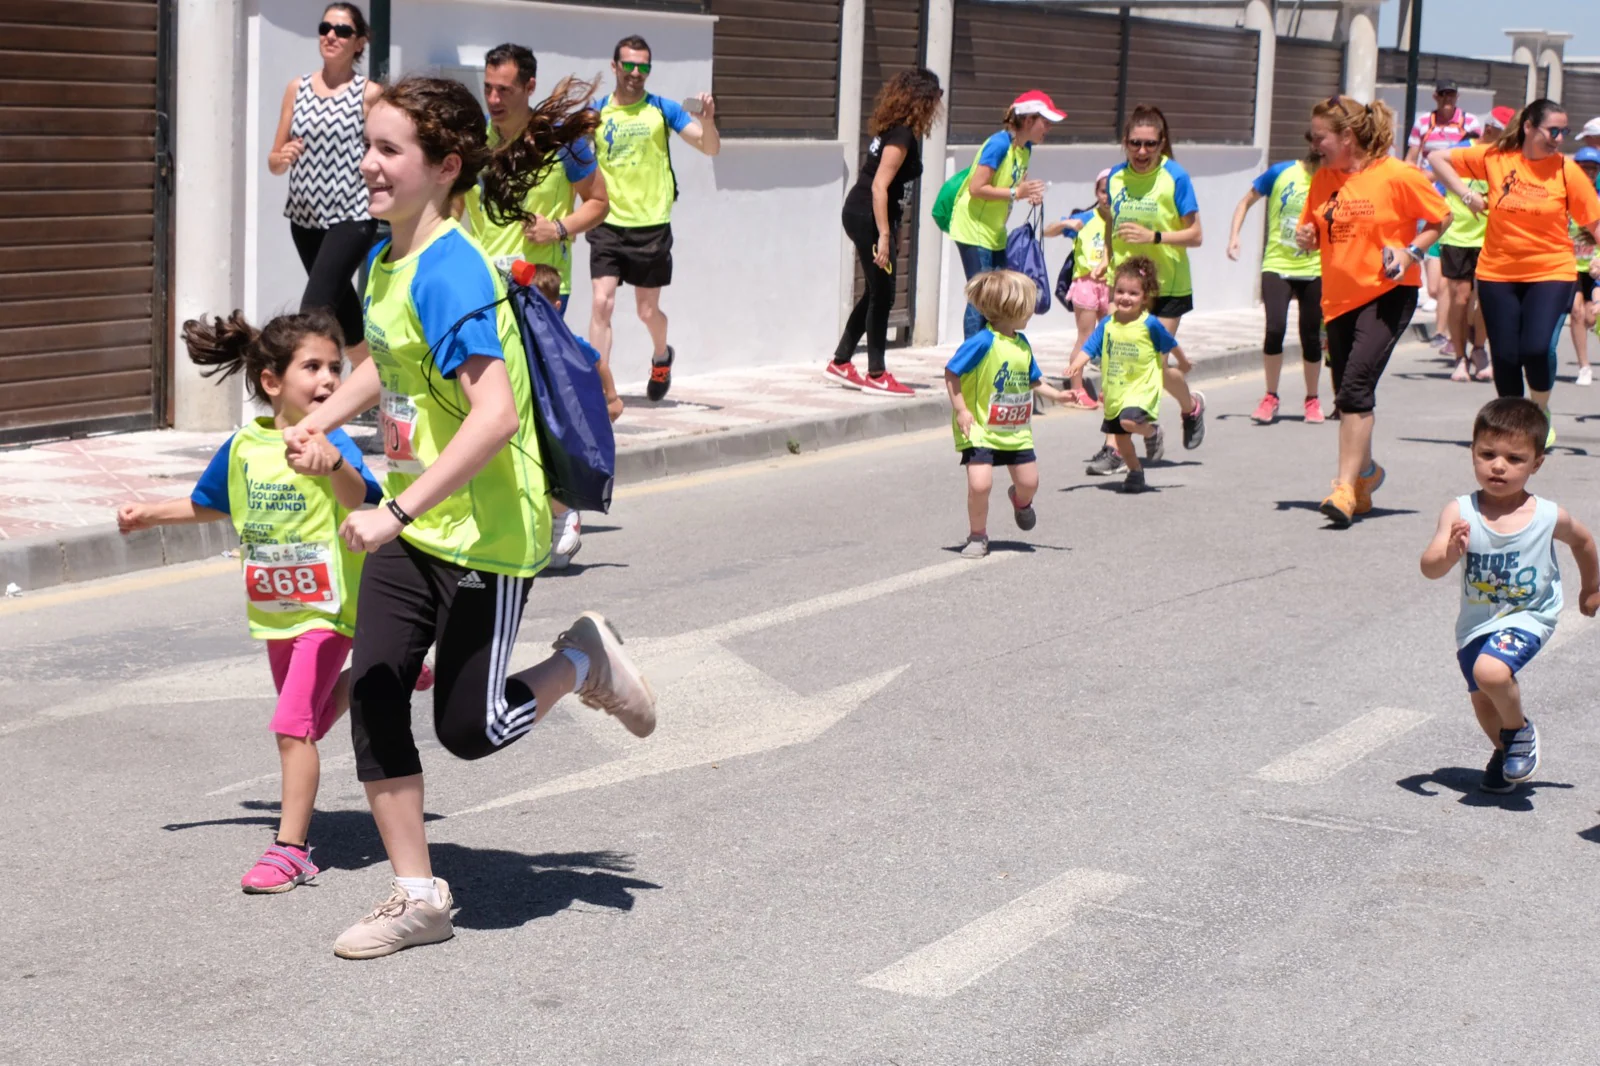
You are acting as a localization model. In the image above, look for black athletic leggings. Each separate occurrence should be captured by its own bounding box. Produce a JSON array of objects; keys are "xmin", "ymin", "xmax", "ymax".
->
[
  {"xmin": 290, "ymin": 219, "xmax": 378, "ymax": 347},
  {"xmin": 349, "ymin": 538, "xmax": 540, "ymax": 782},
  {"xmin": 1477, "ymin": 279, "xmax": 1576, "ymax": 396},
  {"xmin": 834, "ymin": 209, "xmax": 896, "ymax": 376},
  {"xmin": 1261, "ymin": 272, "xmax": 1323, "ymax": 360},
  {"xmin": 1326, "ymin": 285, "xmax": 1417, "ymax": 415}
]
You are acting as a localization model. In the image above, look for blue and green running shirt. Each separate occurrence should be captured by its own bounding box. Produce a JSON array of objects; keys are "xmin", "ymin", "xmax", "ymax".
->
[
  {"xmin": 945, "ymin": 327, "xmax": 1042, "ymax": 451},
  {"xmin": 191, "ymin": 419, "xmax": 382, "ymax": 640},
  {"xmin": 590, "ymin": 93, "xmax": 692, "ymax": 229},
  {"xmin": 1252, "ymin": 160, "xmax": 1321, "ymax": 277},
  {"xmin": 463, "ymin": 125, "xmax": 597, "ymax": 295},
  {"xmin": 1083, "ymin": 312, "xmax": 1178, "ymax": 421},
  {"xmin": 950, "ymin": 130, "xmax": 1032, "ymax": 252},
  {"xmin": 1108, "ymin": 157, "xmax": 1200, "ymax": 299},
  {"xmin": 362, "ymin": 218, "xmax": 551, "ymax": 577}
]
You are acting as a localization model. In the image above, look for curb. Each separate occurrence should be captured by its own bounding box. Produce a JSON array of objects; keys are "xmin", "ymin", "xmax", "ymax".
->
[{"xmin": 0, "ymin": 342, "xmax": 1274, "ymax": 596}]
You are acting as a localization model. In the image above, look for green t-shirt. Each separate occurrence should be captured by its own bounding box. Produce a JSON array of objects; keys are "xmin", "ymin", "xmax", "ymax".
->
[
  {"xmin": 363, "ymin": 219, "xmax": 551, "ymax": 577},
  {"xmin": 1108, "ymin": 157, "xmax": 1199, "ymax": 299},
  {"xmin": 591, "ymin": 93, "xmax": 693, "ymax": 229},
  {"xmin": 950, "ymin": 130, "xmax": 1031, "ymax": 252},
  {"xmin": 1071, "ymin": 212, "xmax": 1109, "ymax": 282},
  {"xmin": 943, "ymin": 328, "xmax": 1042, "ymax": 451},
  {"xmin": 1254, "ymin": 161, "xmax": 1321, "ymax": 277},
  {"xmin": 1440, "ymin": 178, "xmax": 1490, "ymax": 249},
  {"xmin": 1083, "ymin": 312, "xmax": 1179, "ymax": 421},
  {"xmin": 462, "ymin": 122, "xmax": 598, "ymax": 294}
]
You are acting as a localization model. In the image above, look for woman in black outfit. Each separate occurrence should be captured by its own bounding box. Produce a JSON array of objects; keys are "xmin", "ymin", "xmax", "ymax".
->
[{"xmin": 826, "ymin": 68, "xmax": 943, "ymax": 397}]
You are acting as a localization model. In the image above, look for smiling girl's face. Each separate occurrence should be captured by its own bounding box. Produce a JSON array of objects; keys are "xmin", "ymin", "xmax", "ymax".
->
[
  {"xmin": 262, "ymin": 335, "xmax": 344, "ymax": 427},
  {"xmin": 1111, "ymin": 275, "xmax": 1147, "ymax": 320},
  {"xmin": 360, "ymin": 100, "xmax": 460, "ymax": 224}
]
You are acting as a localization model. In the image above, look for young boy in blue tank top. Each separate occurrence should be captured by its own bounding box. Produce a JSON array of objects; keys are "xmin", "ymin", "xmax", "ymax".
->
[{"xmin": 1420, "ymin": 398, "xmax": 1600, "ymax": 792}]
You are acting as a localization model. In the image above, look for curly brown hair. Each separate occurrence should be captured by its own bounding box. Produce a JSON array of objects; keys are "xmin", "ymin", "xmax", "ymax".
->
[
  {"xmin": 868, "ymin": 67, "xmax": 943, "ymax": 139},
  {"xmin": 378, "ymin": 75, "xmax": 600, "ymax": 225},
  {"xmin": 1112, "ymin": 255, "xmax": 1161, "ymax": 310}
]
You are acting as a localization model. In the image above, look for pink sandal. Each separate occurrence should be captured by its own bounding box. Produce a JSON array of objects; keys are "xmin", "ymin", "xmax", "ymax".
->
[{"xmin": 241, "ymin": 843, "xmax": 319, "ymax": 894}]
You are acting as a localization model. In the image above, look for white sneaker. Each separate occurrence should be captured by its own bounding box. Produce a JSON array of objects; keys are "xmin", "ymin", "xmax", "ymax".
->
[
  {"xmin": 1419, "ymin": 295, "xmax": 1438, "ymax": 313},
  {"xmin": 333, "ymin": 879, "xmax": 455, "ymax": 960},
  {"xmin": 1578, "ymin": 366, "xmax": 1593, "ymax": 387},
  {"xmin": 549, "ymin": 510, "xmax": 582, "ymax": 570}
]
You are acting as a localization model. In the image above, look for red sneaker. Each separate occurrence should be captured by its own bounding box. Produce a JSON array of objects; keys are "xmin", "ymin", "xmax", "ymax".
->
[
  {"xmin": 823, "ymin": 361, "xmax": 865, "ymax": 389},
  {"xmin": 861, "ymin": 371, "xmax": 914, "ymax": 397}
]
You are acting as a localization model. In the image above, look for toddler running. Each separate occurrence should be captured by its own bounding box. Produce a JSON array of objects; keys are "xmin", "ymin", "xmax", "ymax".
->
[
  {"xmin": 1419, "ymin": 398, "xmax": 1600, "ymax": 791},
  {"xmin": 1044, "ymin": 168, "xmax": 1113, "ymax": 408},
  {"xmin": 1066, "ymin": 256, "xmax": 1194, "ymax": 493},
  {"xmin": 117, "ymin": 310, "xmax": 385, "ymax": 892},
  {"xmin": 944, "ymin": 269, "xmax": 1071, "ymax": 557}
]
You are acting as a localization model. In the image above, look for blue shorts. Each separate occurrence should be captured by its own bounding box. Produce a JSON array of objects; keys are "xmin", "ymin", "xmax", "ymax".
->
[{"xmin": 1457, "ymin": 628, "xmax": 1543, "ymax": 692}]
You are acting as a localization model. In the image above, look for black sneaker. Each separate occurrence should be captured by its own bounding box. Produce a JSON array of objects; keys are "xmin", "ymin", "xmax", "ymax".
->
[
  {"xmin": 1144, "ymin": 425, "xmax": 1165, "ymax": 463},
  {"xmin": 1008, "ymin": 486, "xmax": 1036, "ymax": 531},
  {"xmin": 1181, "ymin": 390, "xmax": 1206, "ymax": 449},
  {"xmin": 646, "ymin": 345, "xmax": 675, "ymax": 402},
  {"xmin": 1122, "ymin": 468, "xmax": 1150, "ymax": 493},
  {"xmin": 1086, "ymin": 445, "xmax": 1127, "ymax": 476},
  {"xmin": 1480, "ymin": 749, "xmax": 1515, "ymax": 794},
  {"xmin": 1500, "ymin": 719, "xmax": 1539, "ymax": 782}
]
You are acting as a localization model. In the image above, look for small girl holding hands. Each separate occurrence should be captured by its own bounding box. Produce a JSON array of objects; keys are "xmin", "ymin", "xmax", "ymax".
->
[
  {"xmin": 945, "ymin": 270, "xmax": 1073, "ymax": 557},
  {"xmin": 117, "ymin": 309, "xmax": 384, "ymax": 894},
  {"xmin": 1066, "ymin": 257, "xmax": 1194, "ymax": 493},
  {"xmin": 1044, "ymin": 167, "xmax": 1113, "ymax": 408}
]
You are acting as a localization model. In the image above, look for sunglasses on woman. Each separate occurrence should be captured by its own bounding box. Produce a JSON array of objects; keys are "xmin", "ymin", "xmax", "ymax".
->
[
  {"xmin": 318, "ymin": 21, "xmax": 357, "ymax": 39},
  {"xmin": 1126, "ymin": 139, "xmax": 1161, "ymax": 150},
  {"xmin": 617, "ymin": 60, "xmax": 651, "ymax": 74},
  {"xmin": 1540, "ymin": 125, "xmax": 1569, "ymax": 139}
]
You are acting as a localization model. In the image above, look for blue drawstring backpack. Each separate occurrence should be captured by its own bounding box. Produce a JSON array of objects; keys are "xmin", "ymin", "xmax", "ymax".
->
[
  {"xmin": 507, "ymin": 266, "xmax": 616, "ymax": 513},
  {"xmin": 1005, "ymin": 205, "xmax": 1052, "ymax": 315}
]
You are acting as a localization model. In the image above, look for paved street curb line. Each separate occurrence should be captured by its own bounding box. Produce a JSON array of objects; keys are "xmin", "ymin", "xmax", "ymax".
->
[{"xmin": 0, "ymin": 343, "xmax": 1273, "ymax": 594}]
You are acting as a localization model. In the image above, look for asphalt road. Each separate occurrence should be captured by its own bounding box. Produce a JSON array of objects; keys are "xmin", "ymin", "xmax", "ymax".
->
[{"xmin": 7, "ymin": 336, "xmax": 1600, "ymax": 1065}]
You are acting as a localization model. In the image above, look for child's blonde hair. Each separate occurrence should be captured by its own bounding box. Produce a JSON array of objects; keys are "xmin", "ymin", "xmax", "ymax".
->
[{"xmin": 964, "ymin": 270, "xmax": 1037, "ymax": 331}]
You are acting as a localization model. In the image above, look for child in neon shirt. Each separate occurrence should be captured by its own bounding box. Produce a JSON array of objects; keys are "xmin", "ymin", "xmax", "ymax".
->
[
  {"xmin": 944, "ymin": 269, "xmax": 1072, "ymax": 558},
  {"xmin": 1045, "ymin": 168, "xmax": 1113, "ymax": 409},
  {"xmin": 116, "ymin": 309, "xmax": 388, "ymax": 894},
  {"xmin": 1066, "ymin": 256, "xmax": 1194, "ymax": 493},
  {"xmin": 1420, "ymin": 398, "xmax": 1600, "ymax": 792}
]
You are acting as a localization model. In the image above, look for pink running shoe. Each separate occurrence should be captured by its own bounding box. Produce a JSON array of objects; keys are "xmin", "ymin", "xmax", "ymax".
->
[
  {"xmin": 1303, "ymin": 396, "xmax": 1325, "ymax": 423},
  {"xmin": 416, "ymin": 662, "xmax": 435, "ymax": 692},
  {"xmin": 1071, "ymin": 387, "xmax": 1100, "ymax": 409},
  {"xmin": 241, "ymin": 842, "xmax": 319, "ymax": 894},
  {"xmin": 1251, "ymin": 393, "xmax": 1280, "ymax": 424},
  {"xmin": 823, "ymin": 361, "xmax": 865, "ymax": 389}
]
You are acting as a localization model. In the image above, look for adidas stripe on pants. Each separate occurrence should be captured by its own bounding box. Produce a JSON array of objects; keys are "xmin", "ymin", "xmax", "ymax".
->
[{"xmin": 349, "ymin": 538, "xmax": 539, "ymax": 781}]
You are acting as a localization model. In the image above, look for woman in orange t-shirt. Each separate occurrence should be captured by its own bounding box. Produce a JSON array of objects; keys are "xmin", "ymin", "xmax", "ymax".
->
[
  {"xmin": 1431, "ymin": 100, "xmax": 1600, "ymax": 432},
  {"xmin": 1295, "ymin": 95, "xmax": 1450, "ymax": 529}
]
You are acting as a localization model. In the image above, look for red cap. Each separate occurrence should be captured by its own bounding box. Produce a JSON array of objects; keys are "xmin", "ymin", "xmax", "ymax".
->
[
  {"xmin": 1010, "ymin": 90, "xmax": 1066, "ymax": 123},
  {"xmin": 1488, "ymin": 106, "xmax": 1516, "ymax": 129},
  {"xmin": 509, "ymin": 259, "xmax": 536, "ymax": 287}
]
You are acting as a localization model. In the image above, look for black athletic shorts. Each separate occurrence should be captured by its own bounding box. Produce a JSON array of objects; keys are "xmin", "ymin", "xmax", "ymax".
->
[
  {"xmin": 1325, "ymin": 285, "xmax": 1418, "ymax": 415},
  {"xmin": 960, "ymin": 447, "xmax": 1036, "ymax": 466},
  {"xmin": 1580, "ymin": 272, "xmax": 1596, "ymax": 304},
  {"xmin": 1440, "ymin": 245, "xmax": 1481, "ymax": 282},
  {"xmin": 589, "ymin": 221, "xmax": 673, "ymax": 288},
  {"xmin": 1150, "ymin": 294, "xmax": 1194, "ymax": 320},
  {"xmin": 1101, "ymin": 407, "xmax": 1153, "ymax": 436}
]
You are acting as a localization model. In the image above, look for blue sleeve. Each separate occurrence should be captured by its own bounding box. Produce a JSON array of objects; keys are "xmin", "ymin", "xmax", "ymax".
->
[
  {"xmin": 1059, "ymin": 208, "xmax": 1096, "ymax": 243},
  {"xmin": 652, "ymin": 94, "xmax": 693, "ymax": 133},
  {"xmin": 976, "ymin": 131, "xmax": 1010, "ymax": 170},
  {"xmin": 365, "ymin": 240, "xmax": 388, "ymax": 274},
  {"xmin": 944, "ymin": 331, "xmax": 995, "ymax": 375},
  {"xmin": 589, "ymin": 94, "xmax": 608, "ymax": 113},
  {"xmin": 1166, "ymin": 160, "xmax": 1199, "ymax": 216},
  {"xmin": 1028, "ymin": 357, "xmax": 1043, "ymax": 384},
  {"xmin": 1252, "ymin": 161, "xmax": 1291, "ymax": 197},
  {"xmin": 327, "ymin": 429, "xmax": 384, "ymax": 505},
  {"xmin": 575, "ymin": 337, "xmax": 603, "ymax": 367},
  {"xmin": 412, "ymin": 232, "xmax": 506, "ymax": 379},
  {"xmin": 1082, "ymin": 319, "xmax": 1109, "ymax": 360},
  {"xmin": 189, "ymin": 435, "xmax": 236, "ymax": 516},
  {"xmin": 1146, "ymin": 317, "xmax": 1179, "ymax": 353},
  {"xmin": 561, "ymin": 140, "xmax": 597, "ymax": 183}
]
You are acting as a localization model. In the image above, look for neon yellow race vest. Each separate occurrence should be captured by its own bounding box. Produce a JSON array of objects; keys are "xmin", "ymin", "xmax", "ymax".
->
[
  {"xmin": 950, "ymin": 133, "xmax": 1031, "ymax": 251},
  {"xmin": 1072, "ymin": 212, "xmax": 1109, "ymax": 281},
  {"xmin": 1096, "ymin": 313, "xmax": 1166, "ymax": 422},
  {"xmin": 1441, "ymin": 179, "xmax": 1490, "ymax": 250},
  {"xmin": 952, "ymin": 330, "xmax": 1038, "ymax": 451},
  {"xmin": 1262, "ymin": 162, "xmax": 1321, "ymax": 277},
  {"xmin": 1109, "ymin": 157, "xmax": 1196, "ymax": 298},
  {"xmin": 463, "ymin": 124, "xmax": 585, "ymax": 294},
  {"xmin": 593, "ymin": 95, "xmax": 680, "ymax": 229}
]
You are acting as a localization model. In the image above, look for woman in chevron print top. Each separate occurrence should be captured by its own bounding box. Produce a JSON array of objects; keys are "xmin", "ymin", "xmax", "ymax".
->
[{"xmin": 269, "ymin": 4, "xmax": 384, "ymax": 364}]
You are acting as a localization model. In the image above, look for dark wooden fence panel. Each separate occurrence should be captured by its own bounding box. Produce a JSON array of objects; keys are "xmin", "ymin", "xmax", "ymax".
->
[
  {"xmin": 1272, "ymin": 38, "xmax": 1342, "ymax": 161},
  {"xmin": 710, "ymin": 0, "xmax": 842, "ymax": 137}
]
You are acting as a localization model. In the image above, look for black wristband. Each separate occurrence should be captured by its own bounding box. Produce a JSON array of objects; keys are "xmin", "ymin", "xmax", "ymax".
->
[
  {"xmin": 1153, "ymin": 230, "xmax": 1163, "ymax": 244},
  {"xmin": 555, "ymin": 219, "xmax": 569, "ymax": 241},
  {"xmin": 385, "ymin": 498, "xmax": 415, "ymax": 526},
  {"xmin": 331, "ymin": 455, "xmax": 345, "ymax": 473}
]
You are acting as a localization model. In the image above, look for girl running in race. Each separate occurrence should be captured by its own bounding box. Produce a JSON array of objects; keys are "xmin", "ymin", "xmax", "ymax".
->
[
  {"xmin": 1299, "ymin": 95, "xmax": 1449, "ymax": 528},
  {"xmin": 1567, "ymin": 147, "xmax": 1600, "ymax": 386},
  {"xmin": 1227, "ymin": 141, "xmax": 1325, "ymax": 424},
  {"xmin": 944, "ymin": 270, "xmax": 1072, "ymax": 558},
  {"xmin": 1066, "ymin": 257, "xmax": 1192, "ymax": 493},
  {"xmin": 115, "ymin": 310, "xmax": 386, "ymax": 894},
  {"xmin": 1440, "ymin": 109, "xmax": 1509, "ymax": 383},
  {"xmin": 1088, "ymin": 106, "xmax": 1205, "ymax": 476},
  {"xmin": 1044, "ymin": 168, "xmax": 1113, "ymax": 409},
  {"xmin": 283, "ymin": 75, "xmax": 657, "ymax": 960}
]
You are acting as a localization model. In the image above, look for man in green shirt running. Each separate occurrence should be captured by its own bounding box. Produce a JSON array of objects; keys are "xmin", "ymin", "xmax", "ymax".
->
[{"xmin": 589, "ymin": 34, "xmax": 719, "ymax": 403}]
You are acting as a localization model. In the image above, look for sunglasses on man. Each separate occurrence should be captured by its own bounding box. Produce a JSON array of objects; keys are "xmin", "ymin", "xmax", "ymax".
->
[
  {"xmin": 318, "ymin": 21, "xmax": 357, "ymax": 39},
  {"xmin": 617, "ymin": 60, "xmax": 652, "ymax": 74}
]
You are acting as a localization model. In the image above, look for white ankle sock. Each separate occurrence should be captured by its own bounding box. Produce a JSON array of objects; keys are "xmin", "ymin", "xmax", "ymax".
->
[
  {"xmin": 562, "ymin": 647, "xmax": 591, "ymax": 688},
  {"xmin": 396, "ymin": 876, "xmax": 441, "ymax": 907}
]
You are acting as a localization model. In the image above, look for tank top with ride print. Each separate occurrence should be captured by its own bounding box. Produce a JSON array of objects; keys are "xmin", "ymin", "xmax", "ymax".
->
[{"xmin": 1455, "ymin": 492, "xmax": 1563, "ymax": 648}]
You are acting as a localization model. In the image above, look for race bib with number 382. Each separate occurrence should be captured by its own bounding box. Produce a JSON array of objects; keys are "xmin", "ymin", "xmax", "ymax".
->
[{"xmin": 986, "ymin": 392, "xmax": 1033, "ymax": 428}]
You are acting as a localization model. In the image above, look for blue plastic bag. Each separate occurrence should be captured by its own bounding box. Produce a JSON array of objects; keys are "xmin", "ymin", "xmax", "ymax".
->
[
  {"xmin": 507, "ymin": 272, "xmax": 616, "ymax": 513},
  {"xmin": 1005, "ymin": 205, "xmax": 1052, "ymax": 315}
]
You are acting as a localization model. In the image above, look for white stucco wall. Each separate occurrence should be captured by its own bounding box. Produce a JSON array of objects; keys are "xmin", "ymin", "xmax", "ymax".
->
[
  {"xmin": 244, "ymin": 0, "xmax": 849, "ymax": 385},
  {"xmin": 935, "ymin": 143, "xmax": 1268, "ymax": 344}
]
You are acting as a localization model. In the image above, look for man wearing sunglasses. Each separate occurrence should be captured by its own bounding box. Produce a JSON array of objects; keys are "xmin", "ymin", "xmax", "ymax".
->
[
  {"xmin": 588, "ymin": 35, "xmax": 719, "ymax": 404},
  {"xmin": 1404, "ymin": 80, "xmax": 1481, "ymax": 171}
]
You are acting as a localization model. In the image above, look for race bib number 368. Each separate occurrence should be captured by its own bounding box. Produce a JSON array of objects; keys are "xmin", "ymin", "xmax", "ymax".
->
[{"xmin": 244, "ymin": 542, "xmax": 339, "ymax": 614}]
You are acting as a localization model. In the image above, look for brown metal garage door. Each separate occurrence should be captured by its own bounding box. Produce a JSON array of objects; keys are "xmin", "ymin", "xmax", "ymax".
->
[{"xmin": 0, "ymin": 0, "xmax": 173, "ymax": 444}]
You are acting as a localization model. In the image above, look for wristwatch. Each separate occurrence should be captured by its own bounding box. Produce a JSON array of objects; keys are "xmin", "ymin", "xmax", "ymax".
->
[
  {"xmin": 1406, "ymin": 243, "xmax": 1424, "ymax": 263},
  {"xmin": 385, "ymin": 498, "xmax": 415, "ymax": 526}
]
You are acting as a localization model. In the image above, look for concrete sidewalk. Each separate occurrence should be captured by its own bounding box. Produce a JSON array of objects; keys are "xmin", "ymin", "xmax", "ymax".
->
[{"xmin": 0, "ymin": 305, "xmax": 1301, "ymax": 592}]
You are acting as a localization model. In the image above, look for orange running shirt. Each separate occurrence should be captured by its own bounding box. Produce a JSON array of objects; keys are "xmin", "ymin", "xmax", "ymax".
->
[
  {"xmin": 1300, "ymin": 156, "xmax": 1450, "ymax": 322},
  {"xmin": 1447, "ymin": 144, "xmax": 1600, "ymax": 282}
]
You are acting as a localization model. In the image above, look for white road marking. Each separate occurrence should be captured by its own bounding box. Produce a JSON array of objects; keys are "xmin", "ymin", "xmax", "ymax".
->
[
  {"xmin": 1254, "ymin": 812, "xmax": 1419, "ymax": 836},
  {"xmin": 858, "ymin": 868, "xmax": 1138, "ymax": 998},
  {"xmin": 1254, "ymin": 707, "xmax": 1431, "ymax": 784}
]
